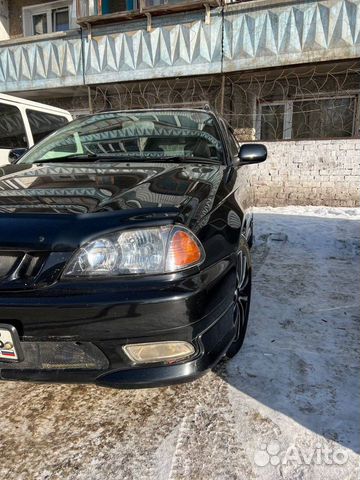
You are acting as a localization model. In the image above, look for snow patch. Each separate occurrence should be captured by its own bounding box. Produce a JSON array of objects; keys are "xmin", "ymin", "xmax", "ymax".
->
[{"xmin": 254, "ymin": 206, "xmax": 360, "ymax": 220}]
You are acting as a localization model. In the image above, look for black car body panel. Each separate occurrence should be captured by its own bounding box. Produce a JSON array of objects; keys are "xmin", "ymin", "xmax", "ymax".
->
[{"xmin": 0, "ymin": 108, "xmax": 265, "ymax": 387}]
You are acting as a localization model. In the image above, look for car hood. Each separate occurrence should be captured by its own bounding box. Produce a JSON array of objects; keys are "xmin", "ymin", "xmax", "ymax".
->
[{"xmin": 0, "ymin": 162, "xmax": 222, "ymax": 217}]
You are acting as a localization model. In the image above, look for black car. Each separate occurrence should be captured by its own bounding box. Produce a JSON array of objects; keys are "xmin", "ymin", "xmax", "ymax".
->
[{"xmin": 0, "ymin": 108, "xmax": 266, "ymax": 388}]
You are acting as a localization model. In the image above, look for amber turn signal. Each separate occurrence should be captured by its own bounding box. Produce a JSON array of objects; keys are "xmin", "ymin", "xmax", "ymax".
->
[{"xmin": 166, "ymin": 227, "xmax": 205, "ymax": 271}]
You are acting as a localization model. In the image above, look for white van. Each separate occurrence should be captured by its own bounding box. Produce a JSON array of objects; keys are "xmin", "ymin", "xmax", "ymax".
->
[{"xmin": 0, "ymin": 94, "xmax": 73, "ymax": 166}]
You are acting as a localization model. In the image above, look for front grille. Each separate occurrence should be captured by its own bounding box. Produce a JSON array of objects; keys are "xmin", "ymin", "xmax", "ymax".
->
[
  {"xmin": 0, "ymin": 342, "xmax": 109, "ymax": 370},
  {"xmin": 0, "ymin": 252, "xmax": 45, "ymax": 281},
  {"xmin": 0, "ymin": 253, "xmax": 19, "ymax": 278}
]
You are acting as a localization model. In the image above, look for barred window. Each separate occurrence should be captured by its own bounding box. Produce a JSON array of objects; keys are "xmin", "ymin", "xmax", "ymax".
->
[{"xmin": 258, "ymin": 96, "xmax": 358, "ymax": 141}]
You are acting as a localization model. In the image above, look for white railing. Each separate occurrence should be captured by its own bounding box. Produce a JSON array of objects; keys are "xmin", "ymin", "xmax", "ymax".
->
[{"xmin": 76, "ymin": 0, "xmax": 222, "ymax": 19}]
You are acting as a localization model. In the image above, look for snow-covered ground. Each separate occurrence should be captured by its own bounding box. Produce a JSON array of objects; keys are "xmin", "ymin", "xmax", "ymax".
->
[{"xmin": 0, "ymin": 207, "xmax": 359, "ymax": 480}]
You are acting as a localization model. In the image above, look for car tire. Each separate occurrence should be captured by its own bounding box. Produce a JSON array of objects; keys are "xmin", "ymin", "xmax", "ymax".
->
[{"xmin": 225, "ymin": 244, "xmax": 252, "ymax": 358}]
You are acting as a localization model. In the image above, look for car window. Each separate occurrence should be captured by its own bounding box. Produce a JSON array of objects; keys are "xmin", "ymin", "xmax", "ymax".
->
[
  {"xmin": 0, "ymin": 103, "xmax": 28, "ymax": 149},
  {"xmin": 20, "ymin": 111, "xmax": 224, "ymax": 164},
  {"xmin": 27, "ymin": 109, "xmax": 69, "ymax": 143},
  {"xmin": 228, "ymin": 129, "xmax": 239, "ymax": 158}
]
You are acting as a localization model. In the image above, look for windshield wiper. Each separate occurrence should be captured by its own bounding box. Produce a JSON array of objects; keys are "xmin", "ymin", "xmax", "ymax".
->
[
  {"xmin": 91, "ymin": 156, "xmax": 219, "ymax": 165},
  {"xmin": 33, "ymin": 154, "xmax": 220, "ymax": 165},
  {"xmin": 158, "ymin": 156, "xmax": 220, "ymax": 165}
]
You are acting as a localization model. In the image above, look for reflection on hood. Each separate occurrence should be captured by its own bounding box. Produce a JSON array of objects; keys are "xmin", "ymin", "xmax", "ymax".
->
[{"xmin": 0, "ymin": 163, "xmax": 223, "ymax": 222}]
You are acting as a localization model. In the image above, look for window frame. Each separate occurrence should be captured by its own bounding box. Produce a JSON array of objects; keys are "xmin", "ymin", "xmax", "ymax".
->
[
  {"xmin": 256, "ymin": 94, "xmax": 359, "ymax": 141},
  {"xmin": 23, "ymin": 0, "xmax": 75, "ymax": 37},
  {"xmin": 101, "ymin": 0, "xmax": 139, "ymax": 14},
  {"xmin": 18, "ymin": 110, "xmax": 227, "ymax": 165},
  {"xmin": 0, "ymin": 101, "xmax": 31, "ymax": 150},
  {"xmin": 26, "ymin": 108, "xmax": 70, "ymax": 145},
  {"xmin": 52, "ymin": 6, "xmax": 71, "ymax": 32},
  {"xmin": 227, "ymin": 127, "xmax": 240, "ymax": 159},
  {"xmin": 32, "ymin": 12, "xmax": 49, "ymax": 36}
]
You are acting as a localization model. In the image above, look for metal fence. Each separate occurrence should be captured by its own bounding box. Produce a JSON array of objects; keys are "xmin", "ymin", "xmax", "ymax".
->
[{"xmin": 89, "ymin": 61, "xmax": 360, "ymax": 141}]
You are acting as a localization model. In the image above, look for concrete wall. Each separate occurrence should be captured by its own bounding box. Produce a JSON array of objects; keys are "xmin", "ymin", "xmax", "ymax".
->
[
  {"xmin": 246, "ymin": 139, "xmax": 360, "ymax": 207},
  {"xmin": 0, "ymin": 0, "xmax": 9, "ymax": 40}
]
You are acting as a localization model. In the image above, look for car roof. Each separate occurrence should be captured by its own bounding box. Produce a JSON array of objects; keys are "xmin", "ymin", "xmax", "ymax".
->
[
  {"xmin": 92, "ymin": 107, "xmax": 216, "ymax": 114},
  {"xmin": 92, "ymin": 107, "xmax": 234, "ymax": 132},
  {"xmin": 76, "ymin": 107, "xmax": 221, "ymax": 124},
  {"xmin": 0, "ymin": 93, "xmax": 72, "ymax": 116}
]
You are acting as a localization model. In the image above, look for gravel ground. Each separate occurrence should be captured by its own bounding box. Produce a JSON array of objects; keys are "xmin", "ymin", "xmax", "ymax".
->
[{"xmin": 0, "ymin": 207, "xmax": 359, "ymax": 480}]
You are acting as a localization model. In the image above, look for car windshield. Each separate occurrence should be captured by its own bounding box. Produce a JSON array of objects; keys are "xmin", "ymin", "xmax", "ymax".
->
[{"xmin": 19, "ymin": 110, "xmax": 224, "ymax": 164}]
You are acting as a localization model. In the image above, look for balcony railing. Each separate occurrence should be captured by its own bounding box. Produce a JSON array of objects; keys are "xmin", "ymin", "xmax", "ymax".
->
[
  {"xmin": 1, "ymin": 0, "xmax": 358, "ymax": 94},
  {"xmin": 141, "ymin": 0, "xmax": 221, "ymax": 13},
  {"xmin": 76, "ymin": 0, "xmax": 222, "ymax": 23}
]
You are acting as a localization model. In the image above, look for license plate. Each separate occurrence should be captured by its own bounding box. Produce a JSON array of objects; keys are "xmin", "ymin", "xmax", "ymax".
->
[{"xmin": 0, "ymin": 325, "xmax": 22, "ymax": 362}]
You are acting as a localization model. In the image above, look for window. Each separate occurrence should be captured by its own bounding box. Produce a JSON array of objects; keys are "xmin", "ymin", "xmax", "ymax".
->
[
  {"xmin": 27, "ymin": 110, "xmax": 69, "ymax": 143},
  {"xmin": 0, "ymin": 104, "xmax": 28, "ymax": 149},
  {"xmin": 23, "ymin": 1, "xmax": 73, "ymax": 37},
  {"xmin": 101, "ymin": 0, "xmax": 138, "ymax": 14},
  {"xmin": 258, "ymin": 103, "xmax": 290, "ymax": 140},
  {"xmin": 257, "ymin": 96, "xmax": 358, "ymax": 140},
  {"xmin": 227, "ymin": 129, "xmax": 239, "ymax": 157},
  {"xmin": 32, "ymin": 14, "xmax": 48, "ymax": 35},
  {"xmin": 53, "ymin": 7, "xmax": 70, "ymax": 32},
  {"xmin": 292, "ymin": 98, "xmax": 355, "ymax": 139},
  {"xmin": 20, "ymin": 111, "xmax": 224, "ymax": 164}
]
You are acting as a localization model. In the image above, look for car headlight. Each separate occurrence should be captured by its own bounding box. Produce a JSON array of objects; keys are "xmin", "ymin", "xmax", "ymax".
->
[{"xmin": 63, "ymin": 225, "xmax": 205, "ymax": 277}]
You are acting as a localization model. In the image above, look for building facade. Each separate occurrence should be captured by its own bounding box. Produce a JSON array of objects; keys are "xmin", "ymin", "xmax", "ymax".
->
[{"xmin": 0, "ymin": 0, "xmax": 359, "ymax": 205}]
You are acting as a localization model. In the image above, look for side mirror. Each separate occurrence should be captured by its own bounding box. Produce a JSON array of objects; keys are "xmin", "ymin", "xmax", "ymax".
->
[
  {"xmin": 8, "ymin": 148, "xmax": 28, "ymax": 164},
  {"xmin": 238, "ymin": 143, "xmax": 267, "ymax": 166}
]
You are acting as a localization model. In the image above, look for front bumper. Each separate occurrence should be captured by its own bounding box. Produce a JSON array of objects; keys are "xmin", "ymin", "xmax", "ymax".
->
[{"xmin": 0, "ymin": 259, "xmax": 237, "ymax": 388}]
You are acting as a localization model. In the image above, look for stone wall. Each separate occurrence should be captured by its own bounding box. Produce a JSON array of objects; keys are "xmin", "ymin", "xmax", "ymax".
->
[{"xmin": 246, "ymin": 139, "xmax": 360, "ymax": 207}]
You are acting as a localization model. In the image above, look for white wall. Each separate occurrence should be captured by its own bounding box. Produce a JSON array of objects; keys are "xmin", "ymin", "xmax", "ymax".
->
[{"xmin": 243, "ymin": 139, "xmax": 360, "ymax": 207}]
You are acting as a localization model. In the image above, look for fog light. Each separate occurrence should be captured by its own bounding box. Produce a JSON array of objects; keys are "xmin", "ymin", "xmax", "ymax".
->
[{"xmin": 123, "ymin": 341, "xmax": 195, "ymax": 364}]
